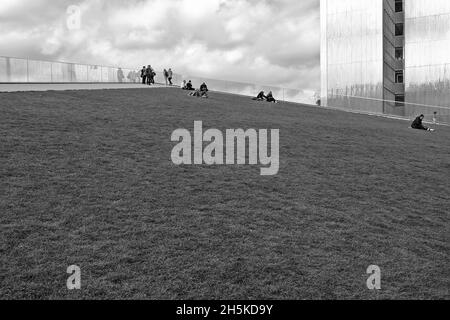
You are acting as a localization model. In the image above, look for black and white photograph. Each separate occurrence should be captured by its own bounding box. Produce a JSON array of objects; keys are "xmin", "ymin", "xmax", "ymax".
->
[{"xmin": 0, "ymin": 0, "xmax": 449, "ymax": 308}]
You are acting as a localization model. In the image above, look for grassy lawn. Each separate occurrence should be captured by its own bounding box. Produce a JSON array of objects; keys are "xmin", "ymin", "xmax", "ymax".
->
[{"xmin": 0, "ymin": 87, "xmax": 449, "ymax": 300}]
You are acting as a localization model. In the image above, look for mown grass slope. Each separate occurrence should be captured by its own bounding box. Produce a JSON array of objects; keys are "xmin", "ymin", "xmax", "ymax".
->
[{"xmin": 0, "ymin": 88, "xmax": 449, "ymax": 299}]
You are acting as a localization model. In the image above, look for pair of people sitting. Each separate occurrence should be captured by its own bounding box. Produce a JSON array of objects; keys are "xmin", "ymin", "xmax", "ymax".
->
[
  {"xmin": 411, "ymin": 114, "xmax": 435, "ymax": 132},
  {"xmin": 189, "ymin": 82, "xmax": 209, "ymax": 98},
  {"xmin": 253, "ymin": 91, "xmax": 276, "ymax": 103},
  {"xmin": 182, "ymin": 80, "xmax": 195, "ymax": 91}
]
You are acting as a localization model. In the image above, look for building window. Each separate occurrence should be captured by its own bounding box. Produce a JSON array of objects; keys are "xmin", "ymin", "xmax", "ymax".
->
[
  {"xmin": 395, "ymin": 0, "xmax": 404, "ymax": 13},
  {"xmin": 395, "ymin": 70, "xmax": 404, "ymax": 84},
  {"xmin": 395, "ymin": 95, "xmax": 405, "ymax": 107},
  {"xmin": 395, "ymin": 47, "xmax": 404, "ymax": 60},
  {"xmin": 395, "ymin": 23, "xmax": 404, "ymax": 36}
]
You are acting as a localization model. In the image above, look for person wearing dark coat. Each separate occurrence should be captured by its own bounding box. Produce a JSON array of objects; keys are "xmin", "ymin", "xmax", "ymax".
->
[
  {"xmin": 199, "ymin": 82, "xmax": 209, "ymax": 98},
  {"xmin": 186, "ymin": 80, "xmax": 194, "ymax": 91},
  {"xmin": 146, "ymin": 65, "xmax": 155, "ymax": 85},
  {"xmin": 253, "ymin": 91, "xmax": 266, "ymax": 101},
  {"xmin": 168, "ymin": 68, "xmax": 173, "ymax": 85},
  {"xmin": 411, "ymin": 114, "xmax": 434, "ymax": 131},
  {"xmin": 266, "ymin": 91, "xmax": 276, "ymax": 103},
  {"xmin": 200, "ymin": 82, "xmax": 208, "ymax": 93},
  {"xmin": 189, "ymin": 82, "xmax": 209, "ymax": 98},
  {"xmin": 141, "ymin": 66, "xmax": 147, "ymax": 84}
]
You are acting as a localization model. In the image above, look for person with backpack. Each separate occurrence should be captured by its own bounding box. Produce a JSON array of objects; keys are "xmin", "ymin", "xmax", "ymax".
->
[{"xmin": 146, "ymin": 65, "xmax": 154, "ymax": 85}]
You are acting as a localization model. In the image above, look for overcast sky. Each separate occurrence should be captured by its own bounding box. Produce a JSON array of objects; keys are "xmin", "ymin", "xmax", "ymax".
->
[{"xmin": 0, "ymin": 0, "xmax": 320, "ymax": 97}]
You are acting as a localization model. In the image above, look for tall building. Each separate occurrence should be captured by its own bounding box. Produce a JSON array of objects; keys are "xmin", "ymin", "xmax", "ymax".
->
[{"xmin": 321, "ymin": 0, "xmax": 450, "ymax": 123}]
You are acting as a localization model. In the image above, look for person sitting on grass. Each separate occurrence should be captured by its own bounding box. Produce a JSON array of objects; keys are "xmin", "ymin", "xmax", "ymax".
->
[
  {"xmin": 253, "ymin": 91, "xmax": 267, "ymax": 101},
  {"xmin": 181, "ymin": 80, "xmax": 187, "ymax": 89},
  {"xmin": 185, "ymin": 80, "xmax": 195, "ymax": 91},
  {"xmin": 266, "ymin": 91, "xmax": 277, "ymax": 103},
  {"xmin": 190, "ymin": 82, "xmax": 209, "ymax": 98},
  {"xmin": 199, "ymin": 82, "xmax": 208, "ymax": 97},
  {"xmin": 411, "ymin": 114, "xmax": 435, "ymax": 132}
]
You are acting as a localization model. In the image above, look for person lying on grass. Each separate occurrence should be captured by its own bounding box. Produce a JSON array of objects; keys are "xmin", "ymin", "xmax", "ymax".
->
[{"xmin": 411, "ymin": 114, "xmax": 435, "ymax": 132}]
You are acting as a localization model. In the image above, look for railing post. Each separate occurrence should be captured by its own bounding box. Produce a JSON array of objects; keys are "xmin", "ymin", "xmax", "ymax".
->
[
  {"xmin": 27, "ymin": 59, "xmax": 29, "ymax": 83},
  {"xmin": 5, "ymin": 57, "xmax": 11, "ymax": 82}
]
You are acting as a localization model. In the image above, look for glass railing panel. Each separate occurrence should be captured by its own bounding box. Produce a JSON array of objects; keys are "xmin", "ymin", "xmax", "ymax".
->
[
  {"xmin": 0, "ymin": 57, "xmax": 8, "ymax": 82},
  {"xmin": 123, "ymin": 69, "xmax": 140, "ymax": 83},
  {"xmin": 73, "ymin": 64, "xmax": 88, "ymax": 82},
  {"xmin": 8, "ymin": 58, "xmax": 28, "ymax": 82},
  {"xmin": 87, "ymin": 65, "xmax": 102, "ymax": 82},
  {"xmin": 283, "ymin": 88, "xmax": 313, "ymax": 105},
  {"xmin": 51, "ymin": 62, "xmax": 73, "ymax": 82},
  {"xmin": 325, "ymin": 94, "xmax": 450, "ymax": 125},
  {"xmin": 28, "ymin": 59, "xmax": 52, "ymax": 82}
]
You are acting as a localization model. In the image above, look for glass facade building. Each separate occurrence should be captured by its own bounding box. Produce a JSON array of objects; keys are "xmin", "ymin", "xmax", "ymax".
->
[
  {"xmin": 404, "ymin": 0, "xmax": 450, "ymax": 120},
  {"xmin": 321, "ymin": 0, "xmax": 385, "ymax": 114},
  {"xmin": 321, "ymin": 0, "xmax": 450, "ymax": 124}
]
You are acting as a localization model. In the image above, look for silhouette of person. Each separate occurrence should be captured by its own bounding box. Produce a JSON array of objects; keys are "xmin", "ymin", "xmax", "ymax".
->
[{"xmin": 117, "ymin": 68, "xmax": 124, "ymax": 83}]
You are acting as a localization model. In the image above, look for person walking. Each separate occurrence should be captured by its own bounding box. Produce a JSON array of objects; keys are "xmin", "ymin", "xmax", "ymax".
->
[
  {"xmin": 168, "ymin": 68, "xmax": 173, "ymax": 85},
  {"xmin": 163, "ymin": 69, "xmax": 169, "ymax": 85}
]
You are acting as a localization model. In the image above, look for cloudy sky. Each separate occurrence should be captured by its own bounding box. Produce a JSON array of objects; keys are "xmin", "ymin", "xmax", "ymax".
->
[{"xmin": 0, "ymin": 0, "xmax": 320, "ymax": 97}]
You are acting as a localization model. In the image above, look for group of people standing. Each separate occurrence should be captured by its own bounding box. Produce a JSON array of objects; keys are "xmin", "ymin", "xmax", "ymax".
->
[
  {"xmin": 140, "ymin": 65, "xmax": 156, "ymax": 85},
  {"xmin": 139, "ymin": 66, "xmax": 174, "ymax": 86}
]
